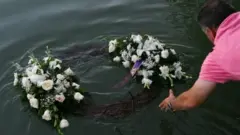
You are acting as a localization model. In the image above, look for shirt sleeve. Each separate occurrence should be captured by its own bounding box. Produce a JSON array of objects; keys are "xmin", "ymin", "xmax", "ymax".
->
[{"xmin": 199, "ymin": 52, "xmax": 232, "ymax": 84}]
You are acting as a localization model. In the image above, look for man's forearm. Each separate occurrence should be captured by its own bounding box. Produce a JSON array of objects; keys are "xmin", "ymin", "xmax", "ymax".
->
[
  {"xmin": 170, "ymin": 91, "xmax": 198, "ymax": 111},
  {"xmin": 165, "ymin": 79, "xmax": 216, "ymax": 111}
]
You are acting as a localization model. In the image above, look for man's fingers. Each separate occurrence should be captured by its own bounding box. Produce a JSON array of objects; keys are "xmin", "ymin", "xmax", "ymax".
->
[
  {"xmin": 164, "ymin": 106, "xmax": 169, "ymax": 112},
  {"xmin": 159, "ymin": 102, "xmax": 168, "ymax": 110},
  {"xmin": 169, "ymin": 89, "xmax": 173, "ymax": 95},
  {"xmin": 159, "ymin": 102, "xmax": 164, "ymax": 108},
  {"xmin": 159, "ymin": 102, "xmax": 166, "ymax": 110}
]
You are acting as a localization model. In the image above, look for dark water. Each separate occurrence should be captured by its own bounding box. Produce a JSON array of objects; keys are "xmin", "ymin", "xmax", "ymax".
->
[{"xmin": 1, "ymin": 0, "xmax": 240, "ymax": 135}]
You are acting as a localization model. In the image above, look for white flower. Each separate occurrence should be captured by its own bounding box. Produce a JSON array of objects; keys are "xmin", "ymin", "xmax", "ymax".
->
[
  {"xmin": 49, "ymin": 60, "xmax": 57, "ymax": 69},
  {"xmin": 55, "ymin": 59, "xmax": 62, "ymax": 63},
  {"xmin": 39, "ymin": 69, "xmax": 44, "ymax": 75},
  {"xmin": 29, "ymin": 98, "xmax": 38, "ymax": 109},
  {"xmin": 150, "ymin": 54, "xmax": 154, "ymax": 58},
  {"xmin": 142, "ymin": 70, "xmax": 154, "ymax": 78},
  {"xmin": 121, "ymin": 50, "xmax": 129, "ymax": 61},
  {"xmin": 122, "ymin": 61, "xmax": 130, "ymax": 68},
  {"xmin": 131, "ymin": 34, "xmax": 142, "ymax": 44},
  {"xmin": 113, "ymin": 56, "xmax": 121, "ymax": 62},
  {"xmin": 148, "ymin": 70, "xmax": 154, "ymax": 76},
  {"xmin": 13, "ymin": 73, "xmax": 18, "ymax": 86},
  {"xmin": 173, "ymin": 62, "xmax": 181, "ymax": 69},
  {"xmin": 37, "ymin": 81, "xmax": 43, "ymax": 87},
  {"xmin": 142, "ymin": 58, "xmax": 155, "ymax": 69},
  {"xmin": 154, "ymin": 55, "xmax": 160, "ymax": 63},
  {"xmin": 42, "ymin": 110, "xmax": 51, "ymax": 121},
  {"xmin": 128, "ymin": 52, "xmax": 132, "ymax": 59},
  {"xmin": 54, "ymin": 84, "xmax": 67, "ymax": 93},
  {"xmin": 32, "ymin": 65, "xmax": 39, "ymax": 74},
  {"xmin": 41, "ymin": 80, "xmax": 54, "ymax": 91},
  {"xmin": 161, "ymin": 50, "xmax": 169, "ymax": 59},
  {"xmin": 55, "ymin": 79, "xmax": 62, "ymax": 85},
  {"xmin": 27, "ymin": 94, "xmax": 34, "ymax": 100},
  {"xmin": 108, "ymin": 39, "xmax": 117, "ymax": 53},
  {"xmin": 25, "ymin": 67, "xmax": 34, "ymax": 77},
  {"xmin": 60, "ymin": 119, "xmax": 69, "ymax": 129},
  {"xmin": 29, "ymin": 74, "xmax": 46, "ymax": 84},
  {"xmin": 143, "ymin": 35, "xmax": 164, "ymax": 51},
  {"xmin": 144, "ymin": 35, "xmax": 165, "ymax": 50},
  {"xmin": 143, "ymin": 41, "xmax": 157, "ymax": 51},
  {"xmin": 74, "ymin": 92, "xmax": 84, "ymax": 101},
  {"xmin": 170, "ymin": 49, "xmax": 176, "ymax": 55},
  {"xmin": 54, "ymin": 64, "xmax": 61, "ymax": 70},
  {"xmin": 156, "ymin": 43, "xmax": 165, "ymax": 50},
  {"xmin": 109, "ymin": 44, "xmax": 116, "ymax": 53},
  {"xmin": 131, "ymin": 55, "xmax": 139, "ymax": 63},
  {"xmin": 72, "ymin": 82, "xmax": 80, "ymax": 89},
  {"xmin": 136, "ymin": 49, "xmax": 144, "ymax": 57},
  {"xmin": 55, "ymin": 93, "xmax": 65, "ymax": 103},
  {"xmin": 28, "ymin": 59, "xmax": 34, "ymax": 65},
  {"xmin": 57, "ymin": 74, "xmax": 65, "ymax": 81},
  {"xmin": 175, "ymin": 66, "xmax": 185, "ymax": 79},
  {"xmin": 64, "ymin": 68, "xmax": 75, "ymax": 76},
  {"xmin": 145, "ymin": 51, "xmax": 150, "ymax": 56},
  {"xmin": 22, "ymin": 77, "xmax": 32, "ymax": 92},
  {"xmin": 142, "ymin": 70, "xmax": 149, "ymax": 78},
  {"xmin": 43, "ymin": 57, "xmax": 50, "ymax": 63},
  {"xmin": 159, "ymin": 65, "xmax": 170, "ymax": 79},
  {"xmin": 49, "ymin": 59, "xmax": 62, "ymax": 69},
  {"xmin": 127, "ymin": 44, "xmax": 131, "ymax": 51},
  {"xmin": 141, "ymin": 77, "xmax": 152, "ymax": 89},
  {"xmin": 63, "ymin": 80, "xmax": 70, "ymax": 88},
  {"xmin": 137, "ymin": 43, "xmax": 143, "ymax": 49}
]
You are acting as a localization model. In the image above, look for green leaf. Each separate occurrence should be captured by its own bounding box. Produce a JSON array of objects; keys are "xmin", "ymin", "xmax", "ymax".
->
[
  {"xmin": 53, "ymin": 106, "xmax": 58, "ymax": 112},
  {"xmin": 55, "ymin": 114, "xmax": 59, "ymax": 119},
  {"xmin": 77, "ymin": 88, "xmax": 85, "ymax": 93},
  {"xmin": 54, "ymin": 119, "xmax": 58, "ymax": 127},
  {"xmin": 45, "ymin": 46, "xmax": 52, "ymax": 57},
  {"xmin": 57, "ymin": 127, "xmax": 64, "ymax": 135}
]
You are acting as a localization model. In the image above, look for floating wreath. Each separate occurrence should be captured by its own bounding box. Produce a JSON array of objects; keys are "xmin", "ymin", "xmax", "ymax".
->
[
  {"xmin": 12, "ymin": 34, "xmax": 192, "ymax": 135},
  {"xmin": 13, "ymin": 47, "xmax": 85, "ymax": 135},
  {"xmin": 108, "ymin": 34, "xmax": 191, "ymax": 89}
]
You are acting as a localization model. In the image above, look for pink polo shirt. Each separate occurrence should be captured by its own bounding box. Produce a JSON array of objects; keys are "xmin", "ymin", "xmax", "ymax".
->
[{"xmin": 199, "ymin": 12, "xmax": 240, "ymax": 83}]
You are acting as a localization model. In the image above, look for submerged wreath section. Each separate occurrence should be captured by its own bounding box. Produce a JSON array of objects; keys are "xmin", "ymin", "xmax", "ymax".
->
[
  {"xmin": 108, "ymin": 34, "xmax": 190, "ymax": 89},
  {"xmin": 13, "ymin": 47, "xmax": 85, "ymax": 135}
]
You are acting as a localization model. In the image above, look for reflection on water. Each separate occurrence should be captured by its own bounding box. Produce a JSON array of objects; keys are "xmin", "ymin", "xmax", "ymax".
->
[{"xmin": 1, "ymin": 0, "xmax": 240, "ymax": 135}]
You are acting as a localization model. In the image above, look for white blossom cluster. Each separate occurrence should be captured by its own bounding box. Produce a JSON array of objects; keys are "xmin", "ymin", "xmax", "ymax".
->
[
  {"xmin": 108, "ymin": 34, "xmax": 187, "ymax": 88},
  {"xmin": 13, "ymin": 47, "xmax": 85, "ymax": 134}
]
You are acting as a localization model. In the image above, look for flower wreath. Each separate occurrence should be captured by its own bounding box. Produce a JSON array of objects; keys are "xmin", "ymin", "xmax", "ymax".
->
[
  {"xmin": 13, "ymin": 47, "xmax": 85, "ymax": 135},
  {"xmin": 13, "ymin": 34, "xmax": 191, "ymax": 135},
  {"xmin": 108, "ymin": 34, "xmax": 191, "ymax": 89}
]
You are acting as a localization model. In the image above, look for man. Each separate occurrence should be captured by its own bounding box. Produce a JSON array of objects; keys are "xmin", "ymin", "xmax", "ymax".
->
[{"xmin": 159, "ymin": 0, "xmax": 240, "ymax": 111}]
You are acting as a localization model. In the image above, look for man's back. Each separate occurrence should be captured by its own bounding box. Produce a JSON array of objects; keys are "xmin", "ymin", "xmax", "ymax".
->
[{"xmin": 213, "ymin": 11, "xmax": 240, "ymax": 80}]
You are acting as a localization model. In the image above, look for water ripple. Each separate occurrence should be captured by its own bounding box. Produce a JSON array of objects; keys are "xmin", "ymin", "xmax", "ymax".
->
[{"xmin": 90, "ymin": 92, "xmax": 124, "ymax": 96}]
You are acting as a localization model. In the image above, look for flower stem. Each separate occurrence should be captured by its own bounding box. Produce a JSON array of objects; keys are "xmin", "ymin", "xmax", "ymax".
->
[
  {"xmin": 57, "ymin": 127, "xmax": 64, "ymax": 135},
  {"xmin": 167, "ymin": 75, "xmax": 174, "ymax": 88}
]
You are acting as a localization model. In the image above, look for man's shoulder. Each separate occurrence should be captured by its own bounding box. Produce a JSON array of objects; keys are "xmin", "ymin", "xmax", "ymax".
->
[{"xmin": 215, "ymin": 12, "xmax": 240, "ymax": 49}]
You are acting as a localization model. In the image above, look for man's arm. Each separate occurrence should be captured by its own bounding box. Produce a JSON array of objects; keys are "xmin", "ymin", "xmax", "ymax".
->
[
  {"xmin": 170, "ymin": 79, "xmax": 216, "ymax": 111},
  {"xmin": 160, "ymin": 52, "xmax": 231, "ymax": 111},
  {"xmin": 169, "ymin": 51, "xmax": 231, "ymax": 111}
]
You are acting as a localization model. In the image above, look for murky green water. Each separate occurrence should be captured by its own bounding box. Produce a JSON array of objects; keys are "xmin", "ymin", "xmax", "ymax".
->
[{"xmin": 1, "ymin": 0, "xmax": 240, "ymax": 135}]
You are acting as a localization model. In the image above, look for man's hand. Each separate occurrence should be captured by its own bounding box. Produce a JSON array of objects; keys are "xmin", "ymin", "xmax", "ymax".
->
[
  {"xmin": 159, "ymin": 89, "xmax": 175, "ymax": 111},
  {"xmin": 158, "ymin": 79, "xmax": 216, "ymax": 111}
]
